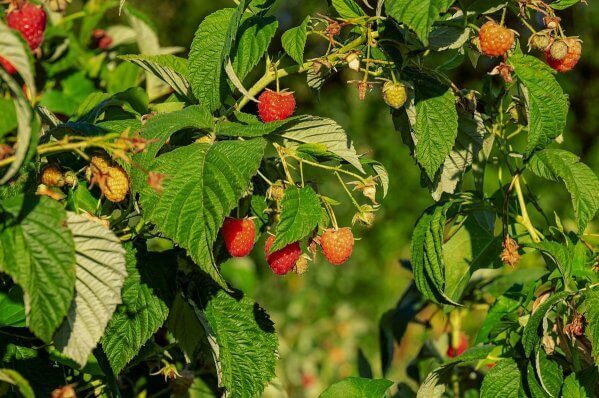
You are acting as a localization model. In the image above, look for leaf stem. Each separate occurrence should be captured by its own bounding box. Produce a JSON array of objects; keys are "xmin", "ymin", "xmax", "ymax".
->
[
  {"xmin": 514, "ymin": 176, "xmax": 541, "ymax": 243},
  {"xmin": 335, "ymin": 171, "xmax": 362, "ymax": 212}
]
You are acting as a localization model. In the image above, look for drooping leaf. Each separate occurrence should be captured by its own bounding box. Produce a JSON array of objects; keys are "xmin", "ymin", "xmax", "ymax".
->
[
  {"xmin": 120, "ymin": 54, "xmax": 192, "ymax": 99},
  {"xmin": 528, "ymin": 149, "xmax": 599, "ymax": 233},
  {"xmin": 137, "ymin": 139, "xmax": 266, "ymax": 288},
  {"xmin": 0, "ymin": 369, "xmax": 34, "ymax": 398},
  {"xmin": 332, "ymin": 0, "xmax": 366, "ymax": 18},
  {"xmin": 277, "ymin": 115, "xmax": 365, "ymax": 173},
  {"xmin": 101, "ymin": 245, "xmax": 176, "ymax": 374},
  {"xmin": 271, "ymin": 186, "xmax": 322, "ymax": 251},
  {"xmin": 184, "ymin": 277, "xmax": 278, "ymax": 398},
  {"xmin": 233, "ymin": 15, "xmax": 278, "ymax": 81},
  {"xmin": 54, "ymin": 213, "xmax": 127, "ymax": 367},
  {"xmin": 535, "ymin": 351, "xmax": 563, "ymax": 397},
  {"xmin": 0, "ymin": 196, "xmax": 76, "ymax": 342},
  {"xmin": 551, "ymin": 0, "xmax": 581, "ymax": 10},
  {"xmin": 480, "ymin": 359, "xmax": 522, "ymax": 398},
  {"xmin": 282, "ymin": 17, "xmax": 310, "ymax": 65},
  {"xmin": 385, "ymin": 0, "xmax": 454, "ymax": 45},
  {"xmin": 319, "ymin": 377, "xmax": 393, "ymax": 398},
  {"xmin": 522, "ymin": 291, "xmax": 570, "ymax": 357},
  {"xmin": 509, "ymin": 54, "xmax": 568, "ymax": 155}
]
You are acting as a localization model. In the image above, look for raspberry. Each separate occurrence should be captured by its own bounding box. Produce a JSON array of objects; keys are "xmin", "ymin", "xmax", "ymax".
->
[
  {"xmin": 382, "ymin": 81, "xmax": 408, "ymax": 110},
  {"xmin": 0, "ymin": 56, "xmax": 17, "ymax": 75},
  {"xmin": 264, "ymin": 235, "xmax": 301, "ymax": 275},
  {"xmin": 478, "ymin": 21, "xmax": 515, "ymax": 57},
  {"xmin": 447, "ymin": 334, "xmax": 468, "ymax": 358},
  {"xmin": 528, "ymin": 32, "xmax": 551, "ymax": 52},
  {"xmin": 222, "ymin": 217, "xmax": 256, "ymax": 257},
  {"xmin": 546, "ymin": 37, "xmax": 581, "ymax": 73},
  {"xmin": 41, "ymin": 164, "xmax": 65, "ymax": 187},
  {"xmin": 92, "ymin": 29, "xmax": 113, "ymax": 50},
  {"xmin": 257, "ymin": 89, "xmax": 296, "ymax": 122},
  {"xmin": 549, "ymin": 39, "xmax": 569, "ymax": 61},
  {"xmin": 7, "ymin": 2, "xmax": 47, "ymax": 51},
  {"xmin": 90, "ymin": 155, "xmax": 111, "ymax": 175},
  {"xmin": 102, "ymin": 165, "xmax": 129, "ymax": 203},
  {"xmin": 320, "ymin": 227, "xmax": 354, "ymax": 266}
]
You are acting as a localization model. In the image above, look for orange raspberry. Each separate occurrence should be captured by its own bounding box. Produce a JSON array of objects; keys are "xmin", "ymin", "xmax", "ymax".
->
[
  {"xmin": 101, "ymin": 165, "xmax": 129, "ymax": 203},
  {"xmin": 320, "ymin": 227, "xmax": 354, "ymax": 266},
  {"xmin": 546, "ymin": 37, "xmax": 581, "ymax": 73},
  {"xmin": 41, "ymin": 164, "xmax": 65, "ymax": 187},
  {"xmin": 478, "ymin": 21, "xmax": 515, "ymax": 57}
]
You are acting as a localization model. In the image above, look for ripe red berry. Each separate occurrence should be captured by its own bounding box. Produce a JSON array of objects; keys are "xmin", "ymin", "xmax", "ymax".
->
[
  {"xmin": 320, "ymin": 227, "xmax": 354, "ymax": 266},
  {"xmin": 257, "ymin": 89, "xmax": 296, "ymax": 122},
  {"xmin": 264, "ymin": 235, "xmax": 301, "ymax": 275},
  {"xmin": 92, "ymin": 29, "xmax": 113, "ymax": 50},
  {"xmin": 222, "ymin": 217, "xmax": 256, "ymax": 257},
  {"xmin": 546, "ymin": 37, "xmax": 582, "ymax": 73},
  {"xmin": 447, "ymin": 334, "xmax": 468, "ymax": 358},
  {"xmin": 478, "ymin": 21, "xmax": 515, "ymax": 57},
  {"xmin": 7, "ymin": 2, "xmax": 47, "ymax": 51},
  {"xmin": 0, "ymin": 56, "xmax": 17, "ymax": 75}
]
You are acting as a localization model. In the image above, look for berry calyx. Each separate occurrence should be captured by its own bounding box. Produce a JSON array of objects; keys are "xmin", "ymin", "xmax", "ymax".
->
[
  {"xmin": 222, "ymin": 217, "xmax": 256, "ymax": 257},
  {"xmin": 257, "ymin": 89, "xmax": 296, "ymax": 123},
  {"xmin": 7, "ymin": 2, "xmax": 47, "ymax": 51},
  {"xmin": 447, "ymin": 334, "xmax": 468, "ymax": 358},
  {"xmin": 546, "ymin": 37, "xmax": 581, "ymax": 73},
  {"xmin": 102, "ymin": 165, "xmax": 130, "ymax": 203},
  {"xmin": 264, "ymin": 235, "xmax": 301, "ymax": 275},
  {"xmin": 0, "ymin": 56, "xmax": 17, "ymax": 75},
  {"xmin": 320, "ymin": 227, "xmax": 354, "ymax": 266},
  {"xmin": 382, "ymin": 81, "xmax": 408, "ymax": 110},
  {"xmin": 478, "ymin": 21, "xmax": 515, "ymax": 57},
  {"xmin": 41, "ymin": 164, "xmax": 65, "ymax": 188}
]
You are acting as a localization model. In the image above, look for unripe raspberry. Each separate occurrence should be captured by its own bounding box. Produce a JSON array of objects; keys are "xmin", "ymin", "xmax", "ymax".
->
[
  {"xmin": 41, "ymin": 164, "xmax": 66, "ymax": 187},
  {"xmin": 320, "ymin": 227, "xmax": 354, "ymax": 266},
  {"xmin": 264, "ymin": 235, "xmax": 301, "ymax": 275},
  {"xmin": 102, "ymin": 165, "xmax": 129, "ymax": 202},
  {"xmin": 382, "ymin": 81, "xmax": 408, "ymax": 110},
  {"xmin": 7, "ymin": 2, "xmax": 47, "ymax": 51},
  {"xmin": 267, "ymin": 180, "xmax": 285, "ymax": 202},
  {"xmin": 478, "ymin": 21, "xmax": 515, "ymax": 57},
  {"xmin": 529, "ymin": 32, "xmax": 552, "ymax": 52},
  {"xmin": 549, "ymin": 39, "xmax": 569, "ymax": 61},
  {"xmin": 546, "ymin": 37, "xmax": 582, "ymax": 73},
  {"xmin": 0, "ymin": 56, "xmax": 17, "ymax": 75}
]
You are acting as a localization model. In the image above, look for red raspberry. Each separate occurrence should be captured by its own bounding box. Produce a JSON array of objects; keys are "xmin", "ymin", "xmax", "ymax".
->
[
  {"xmin": 257, "ymin": 89, "xmax": 296, "ymax": 122},
  {"xmin": 92, "ymin": 29, "xmax": 113, "ymax": 50},
  {"xmin": 447, "ymin": 334, "xmax": 468, "ymax": 358},
  {"xmin": 7, "ymin": 2, "xmax": 47, "ymax": 51},
  {"xmin": 0, "ymin": 56, "xmax": 17, "ymax": 75},
  {"xmin": 320, "ymin": 227, "xmax": 354, "ymax": 266},
  {"xmin": 222, "ymin": 217, "xmax": 256, "ymax": 257},
  {"xmin": 478, "ymin": 21, "xmax": 514, "ymax": 57},
  {"xmin": 264, "ymin": 235, "xmax": 301, "ymax": 275},
  {"xmin": 545, "ymin": 37, "xmax": 582, "ymax": 73}
]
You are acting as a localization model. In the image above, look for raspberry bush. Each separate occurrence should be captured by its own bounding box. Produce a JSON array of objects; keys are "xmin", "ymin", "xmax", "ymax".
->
[{"xmin": 0, "ymin": 0, "xmax": 597, "ymax": 397}]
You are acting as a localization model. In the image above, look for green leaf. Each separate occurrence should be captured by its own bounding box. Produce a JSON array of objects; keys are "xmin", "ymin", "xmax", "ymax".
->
[
  {"xmin": 233, "ymin": 15, "xmax": 278, "ymax": 81},
  {"xmin": 54, "ymin": 213, "xmax": 127, "ymax": 368},
  {"xmin": 480, "ymin": 359, "xmax": 522, "ymax": 398},
  {"xmin": 101, "ymin": 245, "xmax": 175, "ymax": 374},
  {"xmin": 320, "ymin": 377, "xmax": 393, "ymax": 398},
  {"xmin": 166, "ymin": 294, "xmax": 206, "ymax": 359},
  {"xmin": 189, "ymin": 2, "xmax": 247, "ymax": 112},
  {"xmin": 185, "ymin": 278, "xmax": 278, "ymax": 398},
  {"xmin": 277, "ymin": 115, "xmax": 365, "ymax": 173},
  {"xmin": 332, "ymin": 0, "xmax": 366, "ymax": 18},
  {"xmin": 583, "ymin": 288, "xmax": 599, "ymax": 364},
  {"xmin": 551, "ymin": 0, "xmax": 580, "ymax": 10},
  {"xmin": 509, "ymin": 54, "xmax": 568, "ymax": 154},
  {"xmin": 385, "ymin": 0, "xmax": 454, "ymax": 45},
  {"xmin": 530, "ymin": 240, "xmax": 571, "ymax": 280},
  {"xmin": 40, "ymin": 72, "xmax": 96, "ymax": 116},
  {"xmin": 0, "ymin": 21, "xmax": 35, "ymax": 98},
  {"xmin": 411, "ymin": 74, "xmax": 459, "ymax": 179},
  {"xmin": 120, "ymin": 54, "xmax": 192, "ymax": 99},
  {"xmin": 281, "ymin": 17, "xmax": 310, "ymax": 65},
  {"xmin": 0, "ymin": 98, "xmax": 17, "ymax": 138},
  {"xmin": 0, "ymin": 369, "xmax": 34, "ymax": 398},
  {"xmin": 522, "ymin": 291, "xmax": 570, "ymax": 357},
  {"xmin": 0, "ymin": 196, "xmax": 76, "ymax": 342},
  {"xmin": 0, "ymin": 287, "xmax": 25, "ymax": 327},
  {"xmin": 137, "ymin": 139, "xmax": 266, "ymax": 288},
  {"xmin": 217, "ymin": 114, "xmax": 298, "ymax": 137},
  {"xmin": 535, "ymin": 351, "xmax": 563, "ymax": 397},
  {"xmin": 271, "ymin": 186, "xmax": 322, "ymax": 251},
  {"xmin": 475, "ymin": 295, "xmax": 520, "ymax": 344},
  {"xmin": 411, "ymin": 201, "xmax": 461, "ymax": 306},
  {"xmin": 528, "ymin": 149, "xmax": 599, "ymax": 233},
  {"xmin": 562, "ymin": 373, "xmax": 591, "ymax": 398}
]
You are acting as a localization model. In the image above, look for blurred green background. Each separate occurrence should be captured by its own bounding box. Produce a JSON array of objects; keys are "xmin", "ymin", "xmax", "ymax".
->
[{"xmin": 111, "ymin": 1, "xmax": 598, "ymax": 396}]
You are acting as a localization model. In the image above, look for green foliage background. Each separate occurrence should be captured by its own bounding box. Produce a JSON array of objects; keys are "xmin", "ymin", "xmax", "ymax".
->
[{"xmin": 93, "ymin": 0, "xmax": 599, "ymax": 395}]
